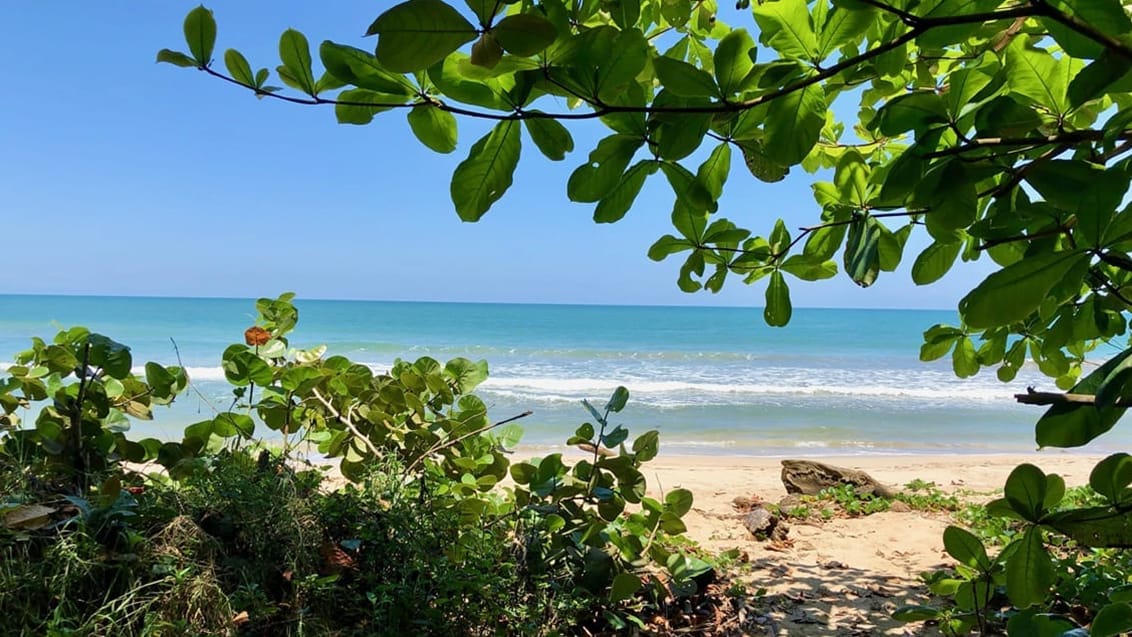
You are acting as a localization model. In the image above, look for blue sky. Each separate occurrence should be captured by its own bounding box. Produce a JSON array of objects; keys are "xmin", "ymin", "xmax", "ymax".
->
[{"xmin": 1, "ymin": 2, "xmax": 992, "ymax": 308}]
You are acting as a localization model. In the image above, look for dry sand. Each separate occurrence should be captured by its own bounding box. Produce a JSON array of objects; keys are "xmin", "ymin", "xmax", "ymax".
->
[{"xmin": 629, "ymin": 452, "xmax": 1103, "ymax": 635}]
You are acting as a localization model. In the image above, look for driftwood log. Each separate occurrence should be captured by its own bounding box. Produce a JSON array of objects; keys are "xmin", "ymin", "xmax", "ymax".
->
[{"xmin": 780, "ymin": 460, "xmax": 896, "ymax": 499}]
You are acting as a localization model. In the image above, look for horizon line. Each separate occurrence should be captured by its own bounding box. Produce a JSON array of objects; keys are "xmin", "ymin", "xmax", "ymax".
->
[{"xmin": 1, "ymin": 292, "xmax": 958, "ymax": 313}]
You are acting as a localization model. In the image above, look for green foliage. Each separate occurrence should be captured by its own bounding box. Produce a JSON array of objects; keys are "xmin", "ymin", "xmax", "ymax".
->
[{"xmin": 0, "ymin": 297, "xmax": 718, "ymax": 634}]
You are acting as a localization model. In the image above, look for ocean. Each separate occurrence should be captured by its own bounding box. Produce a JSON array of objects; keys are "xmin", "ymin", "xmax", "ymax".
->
[{"xmin": 1, "ymin": 294, "xmax": 1128, "ymax": 456}]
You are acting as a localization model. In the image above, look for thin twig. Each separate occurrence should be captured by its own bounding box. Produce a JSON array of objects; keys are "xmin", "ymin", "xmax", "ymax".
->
[
  {"xmin": 311, "ymin": 387, "xmax": 383, "ymax": 458},
  {"xmin": 1015, "ymin": 390, "xmax": 1132, "ymax": 408}
]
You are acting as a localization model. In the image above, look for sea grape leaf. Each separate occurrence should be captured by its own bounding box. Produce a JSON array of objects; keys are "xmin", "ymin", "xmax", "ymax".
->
[
  {"xmin": 450, "ymin": 120, "xmax": 521, "ymax": 221},
  {"xmin": 367, "ymin": 0, "xmax": 478, "ymax": 73}
]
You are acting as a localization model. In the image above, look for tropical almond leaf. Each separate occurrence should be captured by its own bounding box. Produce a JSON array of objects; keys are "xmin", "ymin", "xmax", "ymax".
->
[
  {"xmin": 523, "ymin": 114, "xmax": 575, "ymax": 161},
  {"xmin": 450, "ymin": 120, "xmax": 521, "ymax": 221},
  {"xmin": 367, "ymin": 0, "xmax": 478, "ymax": 73},
  {"xmin": 279, "ymin": 29, "xmax": 316, "ymax": 94},
  {"xmin": 959, "ymin": 250, "xmax": 1088, "ymax": 329},
  {"xmin": 183, "ymin": 5, "xmax": 216, "ymax": 66},
  {"xmin": 491, "ymin": 13, "xmax": 557, "ymax": 56},
  {"xmin": 157, "ymin": 49, "xmax": 198, "ymax": 68},
  {"xmin": 407, "ymin": 105, "xmax": 458, "ymax": 153}
]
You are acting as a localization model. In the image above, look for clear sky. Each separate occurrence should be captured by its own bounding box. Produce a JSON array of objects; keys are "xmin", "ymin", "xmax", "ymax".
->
[{"xmin": 1, "ymin": 2, "xmax": 993, "ymax": 308}]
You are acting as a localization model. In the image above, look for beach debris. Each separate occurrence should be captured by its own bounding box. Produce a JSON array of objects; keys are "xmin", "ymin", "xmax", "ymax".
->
[
  {"xmin": 1, "ymin": 504, "xmax": 55, "ymax": 531},
  {"xmin": 780, "ymin": 460, "xmax": 897, "ymax": 499},
  {"xmin": 742, "ymin": 506, "xmax": 790, "ymax": 542}
]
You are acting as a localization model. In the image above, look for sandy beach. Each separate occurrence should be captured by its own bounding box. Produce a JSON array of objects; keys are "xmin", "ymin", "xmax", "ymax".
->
[{"xmin": 625, "ymin": 452, "xmax": 1104, "ymax": 635}]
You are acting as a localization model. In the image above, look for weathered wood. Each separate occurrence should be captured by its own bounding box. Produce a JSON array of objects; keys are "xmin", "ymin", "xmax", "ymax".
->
[
  {"xmin": 780, "ymin": 459, "xmax": 896, "ymax": 499},
  {"xmin": 742, "ymin": 506, "xmax": 789, "ymax": 541},
  {"xmin": 1014, "ymin": 391, "xmax": 1132, "ymax": 407}
]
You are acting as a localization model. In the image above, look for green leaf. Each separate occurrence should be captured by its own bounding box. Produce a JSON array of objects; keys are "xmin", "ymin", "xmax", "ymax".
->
[
  {"xmin": 654, "ymin": 56, "xmax": 719, "ymax": 98},
  {"xmin": 157, "ymin": 49, "xmax": 198, "ymax": 68},
  {"xmin": 1067, "ymin": 51, "xmax": 1132, "ymax": 108},
  {"xmin": 605, "ymin": 386, "xmax": 629, "ymax": 413},
  {"xmin": 780, "ymin": 255, "xmax": 837, "ymax": 280},
  {"xmin": 632, "ymin": 430, "xmax": 659, "ymax": 461},
  {"xmin": 1005, "ymin": 527, "xmax": 1053, "ymax": 608},
  {"xmin": 87, "ymin": 334, "xmax": 132, "ymax": 380},
  {"xmin": 753, "ymin": 0, "xmax": 818, "ymax": 59},
  {"xmin": 911, "ymin": 240, "xmax": 962, "ymax": 285},
  {"xmin": 335, "ymin": 88, "xmax": 407, "ymax": 124},
  {"xmin": 492, "ymin": 13, "xmax": 557, "ymax": 56},
  {"xmin": 892, "ymin": 606, "xmax": 941, "ymax": 622},
  {"xmin": 872, "ymin": 92, "xmax": 948, "ymax": 136},
  {"xmin": 952, "ymin": 336, "xmax": 979, "ymax": 378},
  {"xmin": 843, "ymin": 216, "xmax": 881, "ymax": 287},
  {"xmin": 959, "ymin": 251, "xmax": 1089, "ymax": 329},
  {"xmin": 610, "ymin": 572, "xmax": 642, "ymax": 603},
  {"xmin": 944, "ymin": 54, "xmax": 997, "ymax": 117},
  {"xmin": 764, "ymin": 270, "xmax": 792, "ymax": 327},
  {"xmin": 450, "ymin": 121, "xmax": 521, "ymax": 221},
  {"xmin": 942, "ymin": 525, "xmax": 991, "ymax": 570},
  {"xmin": 223, "ymin": 49, "xmax": 254, "ymax": 85},
  {"xmin": 817, "ymin": 5, "xmax": 874, "ymax": 59},
  {"xmin": 1005, "ymin": 40, "xmax": 1069, "ymax": 113},
  {"xmin": 659, "ymin": 162, "xmax": 715, "ymax": 213},
  {"xmin": 524, "ymin": 115, "xmax": 574, "ymax": 161},
  {"xmin": 714, "ymin": 29, "xmax": 756, "ymax": 95},
  {"xmin": 1036, "ymin": 347, "xmax": 1132, "ymax": 448},
  {"xmin": 568, "ymin": 134, "xmax": 643, "ymax": 203},
  {"xmin": 593, "ymin": 160, "xmax": 657, "ymax": 223},
  {"xmin": 367, "ymin": 0, "xmax": 478, "ymax": 73},
  {"xmin": 319, "ymin": 42, "xmax": 416, "ymax": 96},
  {"xmin": 407, "ymin": 105, "xmax": 458, "ymax": 153},
  {"xmin": 595, "ymin": 28, "xmax": 649, "ymax": 103},
  {"xmin": 764, "ymin": 83, "xmax": 826, "ymax": 166},
  {"xmin": 1093, "ymin": 603, "xmax": 1132, "ymax": 637},
  {"xmin": 665, "ymin": 488, "xmax": 694, "ymax": 517},
  {"xmin": 1090, "ymin": 453, "xmax": 1132, "ymax": 504},
  {"xmin": 1004, "ymin": 463, "xmax": 1048, "ymax": 522},
  {"xmin": 444, "ymin": 357, "xmax": 489, "ymax": 393},
  {"xmin": 737, "ymin": 140, "xmax": 789, "ymax": 183},
  {"xmin": 279, "ymin": 29, "xmax": 316, "ymax": 94},
  {"xmin": 183, "ymin": 6, "xmax": 216, "ymax": 66}
]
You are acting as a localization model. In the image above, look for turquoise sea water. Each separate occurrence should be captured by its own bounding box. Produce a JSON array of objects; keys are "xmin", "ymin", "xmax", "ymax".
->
[{"xmin": 2, "ymin": 294, "xmax": 1129, "ymax": 455}]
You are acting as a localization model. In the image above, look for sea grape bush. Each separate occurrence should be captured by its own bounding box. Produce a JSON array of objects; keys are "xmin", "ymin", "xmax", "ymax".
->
[
  {"xmin": 0, "ymin": 326, "xmax": 187, "ymax": 487},
  {"xmin": 510, "ymin": 387, "xmax": 709, "ymax": 629},
  {"xmin": 0, "ymin": 293, "xmax": 708, "ymax": 632}
]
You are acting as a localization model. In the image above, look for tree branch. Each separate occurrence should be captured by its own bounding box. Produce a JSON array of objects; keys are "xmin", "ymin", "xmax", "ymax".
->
[
  {"xmin": 921, "ymin": 130, "xmax": 1131, "ymax": 159},
  {"xmin": 1015, "ymin": 390, "xmax": 1132, "ymax": 408}
]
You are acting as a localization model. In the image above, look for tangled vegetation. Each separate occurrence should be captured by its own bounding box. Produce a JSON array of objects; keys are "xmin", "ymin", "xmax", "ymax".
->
[
  {"xmin": 0, "ymin": 294, "xmax": 732, "ymax": 635},
  {"xmin": 154, "ymin": 0, "xmax": 1132, "ymax": 633}
]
